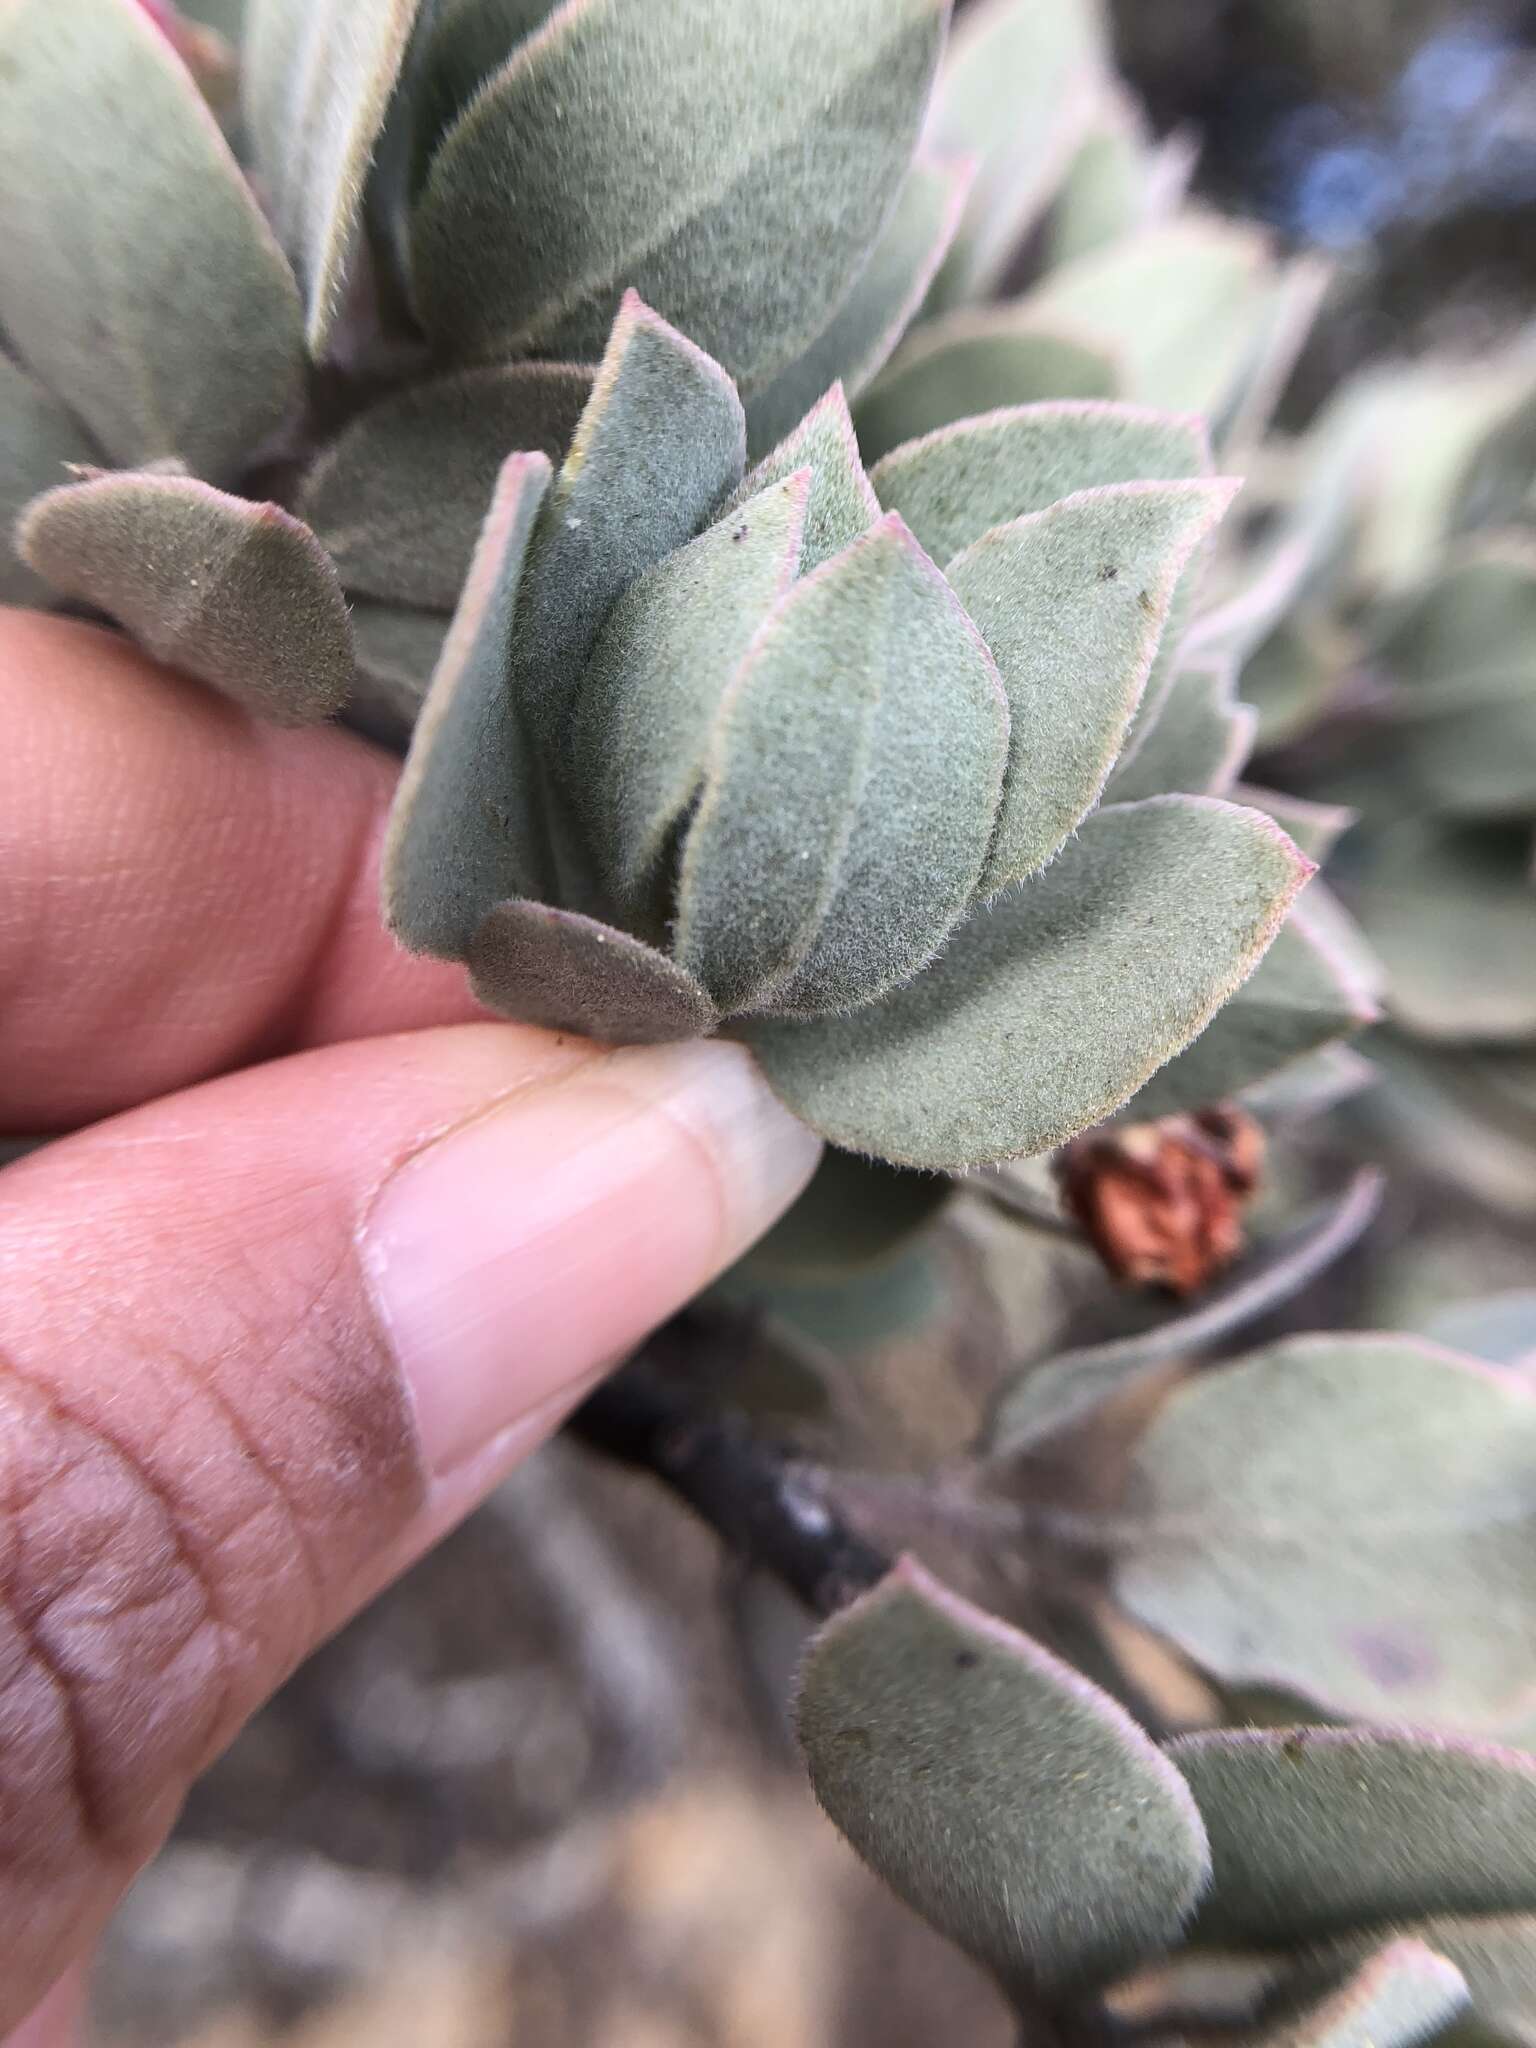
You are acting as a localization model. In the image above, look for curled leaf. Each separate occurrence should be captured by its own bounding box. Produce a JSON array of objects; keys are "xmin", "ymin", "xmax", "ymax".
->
[{"xmin": 19, "ymin": 471, "xmax": 352, "ymax": 725}]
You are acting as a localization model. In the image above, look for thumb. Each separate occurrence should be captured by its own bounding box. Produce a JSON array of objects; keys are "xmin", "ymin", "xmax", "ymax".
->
[{"xmin": 0, "ymin": 1023, "xmax": 819, "ymax": 2030}]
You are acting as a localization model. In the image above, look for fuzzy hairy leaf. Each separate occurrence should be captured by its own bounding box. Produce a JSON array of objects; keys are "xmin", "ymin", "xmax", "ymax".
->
[
  {"xmin": 383, "ymin": 451, "xmax": 553, "ymax": 955},
  {"xmin": 242, "ymin": 0, "xmax": 423, "ymax": 352},
  {"xmin": 515, "ymin": 295, "xmax": 747, "ymax": 766},
  {"xmin": 1171, "ymin": 1727, "xmax": 1536, "ymax": 1947},
  {"xmin": 0, "ymin": 0, "xmax": 304, "ymax": 480},
  {"xmin": 746, "ymin": 796, "xmax": 1309, "ymax": 1168},
  {"xmin": 675, "ymin": 514, "xmax": 1005, "ymax": 1012},
  {"xmin": 0, "ymin": 357, "xmax": 99, "ymax": 608},
  {"xmin": 725, "ymin": 386, "xmax": 880, "ymax": 575},
  {"xmin": 300, "ymin": 362, "xmax": 594, "ymax": 609},
  {"xmin": 927, "ymin": 0, "xmax": 1106, "ymax": 309},
  {"xmin": 1018, "ymin": 218, "xmax": 1273, "ymax": 417},
  {"xmin": 769, "ymin": 530, "xmax": 1010, "ymax": 1016},
  {"xmin": 870, "ymin": 401, "xmax": 1211, "ymax": 567},
  {"xmin": 856, "ymin": 317, "xmax": 1122, "ymax": 465},
  {"xmin": 1124, "ymin": 893, "xmax": 1375, "ymax": 1123},
  {"xmin": 410, "ymin": 0, "xmax": 948, "ymax": 384},
  {"xmin": 468, "ymin": 901, "xmax": 717, "ymax": 1041},
  {"xmin": 743, "ymin": 155, "xmax": 973, "ymax": 462},
  {"xmin": 1243, "ymin": 1941, "xmax": 1469, "ymax": 2048},
  {"xmin": 947, "ymin": 479, "xmax": 1238, "ymax": 896},
  {"xmin": 404, "ymin": 0, "xmax": 564, "ymax": 196},
  {"xmin": 569, "ymin": 472, "xmax": 809, "ymax": 928},
  {"xmin": 987, "ymin": 1169, "xmax": 1382, "ymax": 1458},
  {"xmin": 346, "ymin": 601, "xmax": 449, "ymax": 751},
  {"xmin": 1123, "ymin": 1338, "xmax": 1536, "ymax": 1726},
  {"xmin": 18, "ymin": 472, "xmax": 352, "ymax": 725},
  {"xmin": 1106, "ymin": 663, "xmax": 1256, "ymax": 802},
  {"xmin": 1344, "ymin": 821, "xmax": 1536, "ymax": 1043},
  {"xmin": 1235, "ymin": 788, "xmax": 1356, "ymax": 865},
  {"xmin": 795, "ymin": 1558, "xmax": 1211, "ymax": 1995}
]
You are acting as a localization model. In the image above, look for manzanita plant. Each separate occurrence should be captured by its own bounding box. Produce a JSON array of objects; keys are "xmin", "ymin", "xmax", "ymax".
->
[{"xmin": 3, "ymin": 1, "xmax": 1533, "ymax": 2042}]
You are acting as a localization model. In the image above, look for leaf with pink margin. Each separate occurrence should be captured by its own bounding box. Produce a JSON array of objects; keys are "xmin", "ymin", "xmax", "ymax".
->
[
  {"xmin": 1121, "ymin": 1336, "xmax": 1536, "ymax": 1727},
  {"xmin": 743, "ymin": 154, "xmax": 975, "ymax": 461},
  {"xmin": 468, "ymin": 902, "xmax": 717, "ymax": 1042},
  {"xmin": 1238, "ymin": 1939, "xmax": 1469, "ymax": 2048},
  {"xmin": 1300, "ymin": 1916, "xmax": 1536, "ymax": 2047},
  {"xmin": 242, "ymin": 0, "xmax": 425, "ymax": 354},
  {"xmin": 795, "ymin": 1556, "xmax": 1211, "ymax": 1996},
  {"xmin": 0, "ymin": 0, "xmax": 304, "ymax": 480},
  {"xmin": 723, "ymin": 384, "xmax": 879, "ymax": 574},
  {"xmin": 18, "ymin": 471, "xmax": 352, "ymax": 725},
  {"xmin": 1104, "ymin": 660, "xmax": 1257, "ymax": 803},
  {"xmin": 382, "ymin": 450, "xmax": 554, "ymax": 956},
  {"xmin": 1169, "ymin": 1726, "xmax": 1536, "ymax": 1947}
]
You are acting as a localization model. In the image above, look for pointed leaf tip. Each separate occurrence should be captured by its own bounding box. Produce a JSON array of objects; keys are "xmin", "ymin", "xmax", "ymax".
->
[{"xmin": 796, "ymin": 1558, "xmax": 1210, "ymax": 1996}]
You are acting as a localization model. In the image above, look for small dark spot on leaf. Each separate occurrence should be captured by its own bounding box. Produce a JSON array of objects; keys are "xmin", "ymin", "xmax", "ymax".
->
[
  {"xmin": 1282, "ymin": 1734, "xmax": 1309, "ymax": 1763},
  {"xmin": 1126, "ymin": 1816, "xmax": 1140, "ymax": 1832},
  {"xmin": 733, "ymin": 523, "xmax": 750, "ymax": 542},
  {"xmin": 1099, "ymin": 563, "xmax": 1120, "ymax": 581},
  {"xmin": 954, "ymin": 1650, "xmax": 979, "ymax": 1670},
  {"xmin": 1137, "ymin": 587, "xmax": 1158, "ymax": 616},
  {"xmin": 833, "ymin": 1725, "xmax": 872, "ymax": 1753}
]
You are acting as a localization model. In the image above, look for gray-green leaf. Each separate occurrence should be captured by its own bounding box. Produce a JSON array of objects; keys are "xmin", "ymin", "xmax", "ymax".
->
[
  {"xmin": 725, "ymin": 385, "xmax": 880, "ymax": 575},
  {"xmin": 1123, "ymin": 1338, "xmax": 1536, "ymax": 1726},
  {"xmin": 468, "ymin": 901, "xmax": 717, "ymax": 1042},
  {"xmin": 299, "ymin": 362, "xmax": 594, "ymax": 609},
  {"xmin": 242, "ymin": 0, "xmax": 424, "ymax": 353},
  {"xmin": 743, "ymin": 154, "xmax": 974, "ymax": 461},
  {"xmin": 871, "ymin": 401, "xmax": 1211, "ymax": 570},
  {"xmin": 0, "ymin": 0, "xmax": 304, "ymax": 480},
  {"xmin": 382, "ymin": 450, "xmax": 553, "ymax": 955},
  {"xmin": 946, "ymin": 478, "xmax": 1238, "ymax": 895},
  {"xmin": 1170, "ymin": 1725, "xmax": 1536, "ymax": 1947},
  {"xmin": 0, "ymin": 356, "xmax": 99, "ymax": 608},
  {"xmin": 747, "ymin": 795, "xmax": 1310, "ymax": 1168},
  {"xmin": 1240, "ymin": 1940, "xmax": 1469, "ymax": 2048},
  {"xmin": 18, "ymin": 471, "xmax": 352, "ymax": 725},
  {"xmin": 410, "ymin": 0, "xmax": 948, "ymax": 385},
  {"xmin": 1106, "ymin": 662, "xmax": 1256, "ymax": 803},
  {"xmin": 347, "ymin": 601, "xmax": 449, "ymax": 752},
  {"xmin": 795, "ymin": 1556, "xmax": 1211, "ymax": 1995}
]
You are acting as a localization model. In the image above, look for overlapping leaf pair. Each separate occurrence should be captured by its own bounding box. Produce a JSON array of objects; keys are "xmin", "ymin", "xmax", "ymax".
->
[{"xmin": 798, "ymin": 1554, "xmax": 1536, "ymax": 2048}]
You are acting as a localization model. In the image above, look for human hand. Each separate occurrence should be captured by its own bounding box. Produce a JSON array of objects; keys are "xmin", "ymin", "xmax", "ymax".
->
[{"xmin": 0, "ymin": 611, "xmax": 821, "ymax": 2042}]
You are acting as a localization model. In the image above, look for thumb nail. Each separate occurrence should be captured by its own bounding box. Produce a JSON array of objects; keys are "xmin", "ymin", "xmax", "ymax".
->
[{"xmin": 361, "ymin": 1039, "xmax": 821, "ymax": 1483}]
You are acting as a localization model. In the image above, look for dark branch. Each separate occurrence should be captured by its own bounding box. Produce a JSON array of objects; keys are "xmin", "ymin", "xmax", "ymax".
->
[{"xmin": 570, "ymin": 1333, "xmax": 890, "ymax": 1620}]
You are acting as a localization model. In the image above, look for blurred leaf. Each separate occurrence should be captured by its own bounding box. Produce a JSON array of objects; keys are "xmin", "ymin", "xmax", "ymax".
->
[
  {"xmin": 1107, "ymin": 662, "xmax": 1256, "ymax": 803},
  {"xmin": 1234, "ymin": 787, "xmax": 1357, "ymax": 865},
  {"xmin": 1303, "ymin": 1917, "xmax": 1536, "ymax": 2048},
  {"xmin": 383, "ymin": 451, "xmax": 553, "ymax": 954},
  {"xmin": 346, "ymin": 600, "xmax": 448, "ymax": 752},
  {"xmin": 1344, "ymin": 821, "xmax": 1536, "ymax": 1044},
  {"xmin": 1361, "ymin": 1032, "xmax": 1536, "ymax": 1221},
  {"xmin": 795, "ymin": 1556, "xmax": 1210, "ymax": 1994},
  {"xmin": 1217, "ymin": 257, "xmax": 1333, "ymax": 458},
  {"xmin": 1411, "ymin": 1294, "xmax": 1536, "ymax": 1372},
  {"xmin": 19, "ymin": 472, "xmax": 352, "ymax": 725},
  {"xmin": 242, "ymin": 0, "xmax": 423, "ymax": 353},
  {"xmin": 1122, "ymin": 1338, "xmax": 1536, "ymax": 1726},
  {"xmin": 0, "ymin": 356, "xmax": 99, "ymax": 608},
  {"xmin": 1046, "ymin": 82, "xmax": 1158, "ymax": 268},
  {"xmin": 1240, "ymin": 1042, "xmax": 1376, "ymax": 1127},
  {"xmin": 927, "ymin": 0, "xmax": 1107, "ymax": 309},
  {"xmin": 1015, "ymin": 217, "xmax": 1275, "ymax": 417},
  {"xmin": 949, "ymin": 480, "xmax": 1237, "ymax": 895},
  {"xmin": 986, "ymin": 1169, "xmax": 1382, "ymax": 1458},
  {"xmin": 726, "ymin": 385, "xmax": 879, "ymax": 574},
  {"xmin": 0, "ymin": 0, "xmax": 304, "ymax": 479},
  {"xmin": 738, "ymin": 1150, "xmax": 952, "ymax": 1282},
  {"xmin": 299, "ymin": 362, "xmax": 594, "ymax": 608},
  {"xmin": 1170, "ymin": 1726, "xmax": 1536, "ymax": 1947},
  {"xmin": 410, "ymin": 0, "xmax": 948, "ymax": 385},
  {"xmin": 675, "ymin": 515, "xmax": 1008, "ymax": 1015},
  {"xmin": 746, "ymin": 796, "xmax": 1310, "ymax": 1169},
  {"xmin": 1240, "ymin": 1941, "xmax": 1469, "ymax": 2048},
  {"xmin": 856, "ymin": 316, "xmax": 1122, "ymax": 465},
  {"xmin": 468, "ymin": 901, "xmax": 717, "ymax": 1040},
  {"xmin": 870, "ymin": 402, "xmax": 1210, "ymax": 567},
  {"xmin": 744, "ymin": 155, "xmax": 974, "ymax": 462},
  {"xmin": 569, "ymin": 469, "xmax": 809, "ymax": 930},
  {"xmin": 1125, "ymin": 894, "xmax": 1376, "ymax": 1124}
]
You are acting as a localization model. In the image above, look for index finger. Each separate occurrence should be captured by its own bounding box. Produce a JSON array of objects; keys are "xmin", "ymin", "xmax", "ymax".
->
[{"xmin": 0, "ymin": 610, "xmax": 482, "ymax": 1130}]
